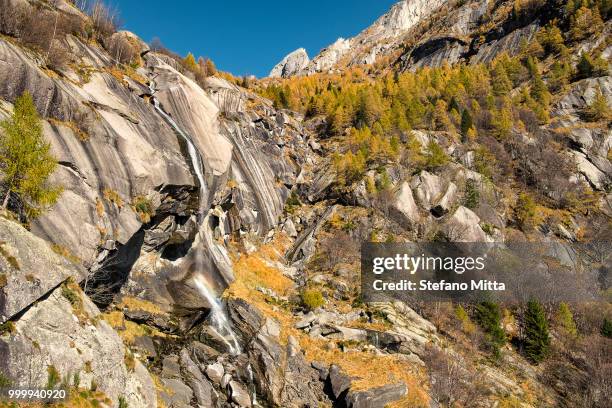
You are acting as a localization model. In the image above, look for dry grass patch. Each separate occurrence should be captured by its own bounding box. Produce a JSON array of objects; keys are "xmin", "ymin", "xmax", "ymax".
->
[
  {"xmin": 100, "ymin": 310, "xmax": 167, "ymax": 345},
  {"xmin": 119, "ymin": 296, "xmax": 165, "ymax": 315}
]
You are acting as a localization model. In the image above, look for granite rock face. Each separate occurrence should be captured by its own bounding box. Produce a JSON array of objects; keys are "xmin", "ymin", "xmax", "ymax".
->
[
  {"xmin": 0, "ymin": 283, "xmax": 156, "ymax": 407},
  {"xmin": 0, "ymin": 38, "xmax": 194, "ymax": 263},
  {"xmin": 0, "ymin": 217, "xmax": 86, "ymax": 323},
  {"xmin": 269, "ymin": 48, "xmax": 310, "ymax": 78}
]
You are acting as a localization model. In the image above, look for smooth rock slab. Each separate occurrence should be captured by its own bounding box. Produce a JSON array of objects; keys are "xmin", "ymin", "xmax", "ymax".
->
[{"xmin": 0, "ymin": 217, "xmax": 86, "ymax": 323}]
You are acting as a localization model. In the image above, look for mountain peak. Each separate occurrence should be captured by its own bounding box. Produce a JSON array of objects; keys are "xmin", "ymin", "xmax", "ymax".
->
[
  {"xmin": 268, "ymin": 0, "xmax": 447, "ymax": 77},
  {"xmin": 269, "ymin": 48, "xmax": 310, "ymax": 78}
]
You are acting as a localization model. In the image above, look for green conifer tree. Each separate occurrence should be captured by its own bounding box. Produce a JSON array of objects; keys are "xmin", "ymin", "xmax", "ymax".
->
[
  {"xmin": 0, "ymin": 92, "xmax": 61, "ymax": 218},
  {"xmin": 524, "ymin": 299, "xmax": 550, "ymax": 363},
  {"xmin": 475, "ymin": 301, "xmax": 507, "ymax": 358}
]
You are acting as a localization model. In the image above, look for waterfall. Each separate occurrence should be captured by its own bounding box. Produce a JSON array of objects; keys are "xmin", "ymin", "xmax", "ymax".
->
[{"xmin": 148, "ymin": 79, "xmax": 241, "ymax": 356}]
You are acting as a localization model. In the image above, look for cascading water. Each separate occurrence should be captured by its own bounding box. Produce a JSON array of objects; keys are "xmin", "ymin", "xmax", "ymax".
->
[{"xmin": 148, "ymin": 79, "xmax": 241, "ymax": 356}]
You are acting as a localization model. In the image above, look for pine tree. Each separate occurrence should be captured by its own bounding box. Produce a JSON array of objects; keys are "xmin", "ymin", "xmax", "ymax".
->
[
  {"xmin": 492, "ymin": 64, "xmax": 513, "ymax": 96},
  {"xmin": 475, "ymin": 301, "xmax": 507, "ymax": 358},
  {"xmin": 0, "ymin": 92, "xmax": 61, "ymax": 218},
  {"xmin": 205, "ymin": 58, "xmax": 217, "ymax": 76},
  {"xmin": 569, "ymin": 6, "xmax": 604, "ymax": 41},
  {"xmin": 524, "ymin": 299, "xmax": 550, "ymax": 363},
  {"xmin": 491, "ymin": 102, "xmax": 513, "ymax": 140}
]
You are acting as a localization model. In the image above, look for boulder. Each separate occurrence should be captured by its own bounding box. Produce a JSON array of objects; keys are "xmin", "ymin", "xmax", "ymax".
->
[
  {"xmin": 206, "ymin": 362, "xmax": 225, "ymax": 385},
  {"xmin": 345, "ymin": 383, "xmax": 408, "ymax": 408},
  {"xmin": 230, "ymin": 380, "xmax": 252, "ymax": 407},
  {"xmin": 431, "ymin": 182, "xmax": 458, "ymax": 217},
  {"xmin": 180, "ymin": 349, "xmax": 215, "ymax": 407},
  {"xmin": 160, "ymin": 378, "xmax": 193, "ymax": 408},
  {"xmin": 391, "ymin": 182, "xmax": 421, "ymax": 227},
  {"xmin": 443, "ymin": 206, "xmax": 490, "ymax": 242},
  {"xmin": 412, "ymin": 171, "xmax": 443, "ymax": 208},
  {"xmin": 328, "ymin": 365, "xmax": 352, "ymax": 399}
]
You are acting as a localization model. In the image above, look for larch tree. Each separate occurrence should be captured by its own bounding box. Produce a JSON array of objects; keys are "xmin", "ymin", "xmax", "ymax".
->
[{"xmin": 0, "ymin": 92, "xmax": 61, "ymax": 219}]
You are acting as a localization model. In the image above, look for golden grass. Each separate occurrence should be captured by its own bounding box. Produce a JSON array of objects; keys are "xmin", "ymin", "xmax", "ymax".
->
[
  {"xmin": 101, "ymin": 308, "xmax": 173, "ymax": 346},
  {"xmin": 119, "ymin": 296, "xmax": 165, "ymax": 315}
]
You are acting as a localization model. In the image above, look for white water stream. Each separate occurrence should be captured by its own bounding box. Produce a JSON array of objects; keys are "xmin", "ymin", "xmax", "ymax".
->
[{"xmin": 148, "ymin": 80, "xmax": 241, "ymax": 356}]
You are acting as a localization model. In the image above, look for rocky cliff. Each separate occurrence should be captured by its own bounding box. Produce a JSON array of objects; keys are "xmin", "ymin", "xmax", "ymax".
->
[{"xmin": 0, "ymin": 1, "xmax": 611, "ymax": 408}]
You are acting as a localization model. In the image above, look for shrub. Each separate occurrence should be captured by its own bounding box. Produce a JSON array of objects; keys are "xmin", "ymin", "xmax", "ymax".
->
[
  {"xmin": 88, "ymin": 1, "xmax": 118, "ymax": 41},
  {"xmin": 105, "ymin": 34, "xmax": 139, "ymax": 65},
  {"xmin": 0, "ymin": 321, "xmax": 15, "ymax": 335},
  {"xmin": 46, "ymin": 365, "xmax": 61, "ymax": 389},
  {"xmin": 0, "ymin": 371, "xmax": 11, "ymax": 387},
  {"xmin": 0, "ymin": 1, "xmax": 81, "ymax": 69},
  {"xmin": 61, "ymin": 283, "xmax": 81, "ymax": 308},
  {"xmin": 103, "ymin": 188, "xmax": 124, "ymax": 208},
  {"xmin": 424, "ymin": 141, "xmax": 449, "ymax": 171},
  {"xmin": 523, "ymin": 299, "xmax": 550, "ymax": 363},
  {"xmin": 118, "ymin": 396, "xmax": 128, "ymax": 408},
  {"xmin": 301, "ymin": 288, "xmax": 324, "ymax": 310},
  {"xmin": 132, "ymin": 196, "xmax": 153, "ymax": 223}
]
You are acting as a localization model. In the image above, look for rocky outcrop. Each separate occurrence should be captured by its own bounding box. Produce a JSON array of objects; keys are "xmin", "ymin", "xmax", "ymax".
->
[
  {"xmin": 390, "ymin": 181, "xmax": 421, "ymax": 228},
  {"xmin": 401, "ymin": 37, "xmax": 468, "ymax": 70},
  {"xmin": 552, "ymin": 77, "xmax": 612, "ymax": 190},
  {"xmin": 345, "ymin": 383, "xmax": 407, "ymax": 408},
  {"xmin": 269, "ymin": 48, "xmax": 310, "ymax": 78},
  {"xmin": 471, "ymin": 23, "xmax": 539, "ymax": 64},
  {"xmin": 0, "ymin": 217, "xmax": 86, "ymax": 322},
  {"xmin": 227, "ymin": 299, "xmax": 329, "ymax": 407},
  {"xmin": 0, "ymin": 284, "xmax": 156, "ymax": 407}
]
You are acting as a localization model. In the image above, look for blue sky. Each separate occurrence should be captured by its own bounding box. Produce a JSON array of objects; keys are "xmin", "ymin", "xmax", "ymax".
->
[{"xmin": 111, "ymin": 0, "xmax": 397, "ymax": 77}]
